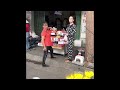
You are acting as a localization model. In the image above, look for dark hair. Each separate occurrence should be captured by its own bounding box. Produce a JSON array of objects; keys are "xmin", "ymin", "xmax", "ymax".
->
[
  {"xmin": 69, "ymin": 16, "xmax": 75, "ymax": 20},
  {"xmin": 43, "ymin": 22, "xmax": 48, "ymax": 26},
  {"xmin": 69, "ymin": 15, "xmax": 76, "ymax": 24}
]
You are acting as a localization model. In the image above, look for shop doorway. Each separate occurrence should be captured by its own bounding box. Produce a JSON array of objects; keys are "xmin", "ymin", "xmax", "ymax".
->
[
  {"xmin": 45, "ymin": 11, "xmax": 81, "ymax": 39},
  {"xmin": 34, "ymin": 11, "xmax": 81, "ymax": 40},
  {"xmin": 45, "ymin": 11, "xmax": 76, "ymax": 29}
]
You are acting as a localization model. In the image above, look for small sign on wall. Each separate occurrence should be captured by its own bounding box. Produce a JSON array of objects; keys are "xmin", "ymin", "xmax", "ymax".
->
[{"xmin": 81, "ymin": 11, "xmax": 86, "ymax": 32}]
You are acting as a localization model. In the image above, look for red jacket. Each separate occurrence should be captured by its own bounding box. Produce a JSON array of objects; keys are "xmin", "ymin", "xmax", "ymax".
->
[
  {"xmin": 41, "ymin": 28, "xmax": 53, "ymax": 46},
  {"xmin": 26, "ymin": 23, "xmax": 30, "ymax": 32}
]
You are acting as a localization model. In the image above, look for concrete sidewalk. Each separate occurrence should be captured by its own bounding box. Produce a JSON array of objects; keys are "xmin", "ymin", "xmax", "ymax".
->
[
  {"xmin": 26, "ymin": 46, "xmax": 94, "ymax": 79},
  {"xmin": 26, "ymin": 46, "xmax": 82, "ymax": 70},
  {"xmin": 26, "ymin": 46, "xmax": 67, "ymax": 63},
  {"xmin": 26, "ymin": 46, "xmax": 93, "ymax": 67}
]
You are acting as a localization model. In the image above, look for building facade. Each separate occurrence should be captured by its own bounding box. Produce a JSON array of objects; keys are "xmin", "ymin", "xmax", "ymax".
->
[
  {"xmin": 26, "ymin": 11, "xmax": 87, "ymax": 46},
  {"xmin": 26, "ymin": 11, "xmax": 94, "ymax": 62}
]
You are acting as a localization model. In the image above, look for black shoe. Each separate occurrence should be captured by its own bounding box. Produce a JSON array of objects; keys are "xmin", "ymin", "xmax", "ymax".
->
[
  {"xmin": 51, "ymin": 56, "xmax": 56, "ymax": 58},
  {"xmin": 42, "ymin": 64, "xmax": 49, "ymax": 67}
]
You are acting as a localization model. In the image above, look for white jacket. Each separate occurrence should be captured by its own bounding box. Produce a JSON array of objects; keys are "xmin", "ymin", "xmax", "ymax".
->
[{"xmin": 30, "ymin": 31, "xmax": 39, "ymax": 38}]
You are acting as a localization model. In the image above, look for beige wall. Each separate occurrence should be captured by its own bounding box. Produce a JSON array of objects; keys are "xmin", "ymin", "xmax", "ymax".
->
[
  {"xmin": 85, "ymin": 11, "xmax": 94, "ymax": 62},
  {"xmin": 80, "ymin": 11, "xmax": 87, "ymax": 47}
]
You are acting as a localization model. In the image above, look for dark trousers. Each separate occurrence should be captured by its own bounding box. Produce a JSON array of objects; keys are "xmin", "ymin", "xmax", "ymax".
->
[{"xmin": 42, "ymin": 46, "xmax": 54, "ymax": 64}]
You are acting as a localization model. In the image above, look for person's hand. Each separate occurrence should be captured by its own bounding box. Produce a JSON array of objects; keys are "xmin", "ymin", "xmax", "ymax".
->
[
  {"xmin": 66, "ymin": 33, "xmax": 68, "ymax": 36},
  {"xmin": 43, "ymin": 47, "xmax": 47, "ymax": 51},
  {"xmin": 49, "ymin": 27, "xmax": 52, "ymax": 30}
]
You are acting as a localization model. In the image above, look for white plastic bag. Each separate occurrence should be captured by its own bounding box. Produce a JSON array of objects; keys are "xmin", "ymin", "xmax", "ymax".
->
[{"xmin": 64, "ymin": 35, "xmax": 68, "ymax": 41}]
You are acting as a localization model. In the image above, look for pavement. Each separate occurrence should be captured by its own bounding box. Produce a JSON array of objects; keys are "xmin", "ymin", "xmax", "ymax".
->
[{"xmin": 26, "ymin": 46, "xmax": 94, "ymax": 79}]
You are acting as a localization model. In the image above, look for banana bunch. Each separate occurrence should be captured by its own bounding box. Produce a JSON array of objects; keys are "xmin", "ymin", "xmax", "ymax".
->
[
  {"xmin": 66, "ymin": 73, "xmax": 83, "ymax": 79},
  {"xmin": 66, "ymin": 71, "xmax": 94, "ymax": 79},
  {"xmin": 73, "ymin": 73, "xmax": 83, "ymax": 79},
  {"xmin": 84, "ymin": 71, "xmax": 94, "ymax": 78}
]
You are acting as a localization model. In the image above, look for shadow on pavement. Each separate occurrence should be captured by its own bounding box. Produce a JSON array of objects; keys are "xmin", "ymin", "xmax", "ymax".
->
[{"xmin": 26, "ymin": 59, "xmax": 42, "ymax": 65}]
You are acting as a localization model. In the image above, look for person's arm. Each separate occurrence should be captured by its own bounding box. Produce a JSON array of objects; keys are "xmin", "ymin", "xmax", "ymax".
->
[
  {"xmin": 66, "ymin": 25, "xmax": 69, "ymax": 35},
  {"xmin": 41, "ymin": 36, "xmax": 46, "ymax": 51},
  {"xmin": 48, "ymin": 27, "xmax": 52, "ymax": 30},
  {"xmin": 41, "ymin": 30, "xmax": 47, "ymax": 51}
]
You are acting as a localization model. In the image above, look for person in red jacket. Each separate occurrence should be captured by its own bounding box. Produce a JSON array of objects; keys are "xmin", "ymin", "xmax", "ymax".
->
[
  {"xmin": 26, "ymin": 20, "xmax": 30, "ymax": 50},
  {"xmin": 41, "ymin": 22, "xmax": 56, "ymax": 67}
]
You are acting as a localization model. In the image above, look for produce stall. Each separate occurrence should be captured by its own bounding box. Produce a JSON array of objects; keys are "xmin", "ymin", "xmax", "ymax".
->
[{"xmin": 38, "ymin": 28, "xmax": 68, "ymax": 56}]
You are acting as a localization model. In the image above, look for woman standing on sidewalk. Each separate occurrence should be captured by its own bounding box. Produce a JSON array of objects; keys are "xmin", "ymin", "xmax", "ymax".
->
[
  {"xmin": 65, "ymin": 16, "xmax": 76, "ymax": 62},
  {"xmin": 41, "ymin": 22, "xmax": 56, "ymax": 67}
]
